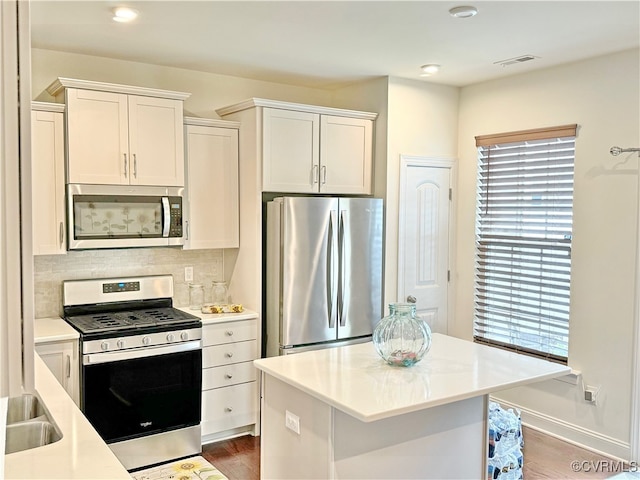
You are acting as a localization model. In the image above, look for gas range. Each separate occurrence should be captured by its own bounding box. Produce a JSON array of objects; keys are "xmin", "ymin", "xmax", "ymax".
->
[
  {"xmin": 61, "ymin": 275, "xmax": 203, "ymax": 471},
  {"xmin": 63, "ymin": 275, "xmax": 201, "ymax": 345}
]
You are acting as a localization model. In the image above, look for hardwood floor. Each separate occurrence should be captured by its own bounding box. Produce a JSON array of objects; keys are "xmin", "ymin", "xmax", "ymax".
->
[
  {"xmin": 202, "ymin": 434, "xmax": 260, "ymax": 480},
  {"xmin": 202, "ymin": 427, "xmax": 621, "ymax": 480}
]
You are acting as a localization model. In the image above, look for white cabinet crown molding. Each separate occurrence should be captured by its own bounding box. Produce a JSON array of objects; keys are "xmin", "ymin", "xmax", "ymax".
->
[
  {"xmin": 46, "ymin": 77, "xmax": 191, "ymax": 101},
  {"xmin": 184, "ymin": 116, "xmax": 240, "ymax": 129},
  {"xmin": 31, "ymin": 101, "xmax": 65, "ymax": 113},
  {"xmin": 216, "ymin": 97, "xmax": 378, "ymax": 121}
]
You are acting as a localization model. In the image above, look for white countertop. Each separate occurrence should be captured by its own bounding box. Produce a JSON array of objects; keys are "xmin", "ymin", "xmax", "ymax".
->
[
  {"xmin": 3, "ymin": 355, "xmax": 130, "ymax": 480},
  {"xmin": 254, "ymin": 333, "xmax": 571, "ymax": 423},
  {"xmin": 33, "ymin": 317, "xmax": 79, "ymax": 343},
  {"xmin": 175, "ymin": 306, "xmax": 259, "ymax": 326}
]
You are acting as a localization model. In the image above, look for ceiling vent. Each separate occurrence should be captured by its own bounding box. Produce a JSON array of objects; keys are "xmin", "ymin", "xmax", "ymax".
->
[{"xmin": 494, "ymin": 55, "xmax": 539, "ymax": 67}]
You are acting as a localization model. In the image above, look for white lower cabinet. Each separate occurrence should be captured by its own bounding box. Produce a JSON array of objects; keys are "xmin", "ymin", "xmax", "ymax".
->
[
  {"xmin": 35, "ymin": 340, "xmax": 80, "ymax": 405},
  {"xmin": 201, "ymin": 318, "xmax": 259, "ymax": 442}
]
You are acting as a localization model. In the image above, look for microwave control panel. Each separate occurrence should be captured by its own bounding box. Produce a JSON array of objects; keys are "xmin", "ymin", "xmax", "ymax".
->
[{"xmin": 168, "ymin": 196, "xmax": 183, "ymax": 237}]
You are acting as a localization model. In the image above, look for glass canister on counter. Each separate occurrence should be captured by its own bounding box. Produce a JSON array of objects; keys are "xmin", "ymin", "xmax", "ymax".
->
[
  {"xmin": 188, "ymin": 283, "xmax": 205, "ymax": 310},
  {"xmin": 211, "ymin": 281, "xmax": 228, "ymax": 305}
]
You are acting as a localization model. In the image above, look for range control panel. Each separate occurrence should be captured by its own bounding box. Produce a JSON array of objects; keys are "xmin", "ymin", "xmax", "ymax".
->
[{"xmin": 102, "ymin": 281, "xmax": 141, "ymax": 294}]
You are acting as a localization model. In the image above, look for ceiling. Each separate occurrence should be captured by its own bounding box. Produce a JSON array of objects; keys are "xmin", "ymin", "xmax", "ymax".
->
[{"xmin": 30, "ymin": 1, "xmax": 640, "ymax": 89}]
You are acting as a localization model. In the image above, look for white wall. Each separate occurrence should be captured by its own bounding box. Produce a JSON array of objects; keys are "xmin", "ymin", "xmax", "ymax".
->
[
  {"xmin": 31, "ymin": 48, "xmax": 333, "ymax": 116},
  {"xmin": 456, "ymin": 49, "xmax": 640, "ymax": 458},
  {"xmin": 384, "ymin": 77, "xmax": 459, "ymax": 306}
]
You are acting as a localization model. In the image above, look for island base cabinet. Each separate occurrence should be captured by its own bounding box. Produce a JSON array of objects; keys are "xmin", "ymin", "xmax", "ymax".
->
[{"xmin": 260, "ymin": 374, "xmax": 487, "ymax": 480}]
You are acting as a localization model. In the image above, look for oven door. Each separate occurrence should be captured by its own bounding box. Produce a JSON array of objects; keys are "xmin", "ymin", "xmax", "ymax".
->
[{"xmin": 81, "ymin": 342, "xmax": 202, "ymax": 444}]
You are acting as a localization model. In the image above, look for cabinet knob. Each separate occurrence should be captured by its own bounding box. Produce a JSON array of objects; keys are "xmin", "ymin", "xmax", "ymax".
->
[
  {"xmin": 225, "ymin": 374, "xmax": 233, "ymax": 379},
  {"xmin": 225, "ymin": 407, "xmax": 233, "ymax": 412},
  {"xmin": 225, "ymin": 330, "xmax": 234, "ymax": 336},
  {"xmin": 225, "ymin": 352, "xmax": 234, "ymax": 358}
]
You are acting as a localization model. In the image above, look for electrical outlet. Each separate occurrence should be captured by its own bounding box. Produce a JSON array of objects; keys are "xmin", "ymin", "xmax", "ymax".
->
[
  {"xmin": 285, "ymin": 410, "xmax": 300, "ymax": 434},
  {"xmin": 184, "ymin": 266, "xmax": 194, "ymax": 282}
]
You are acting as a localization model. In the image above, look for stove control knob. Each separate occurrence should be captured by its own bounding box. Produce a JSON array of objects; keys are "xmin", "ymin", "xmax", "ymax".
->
[
  {"xmin": 117, "ymin": 340, "xmax": 125, "ymax": 349},
  {"xmin": 166, "ymin": 333, "xmax": 175, "ymax": 342},
  {"xmin": 100, "ymin": 341, "xmax": 109, "ymax": 351},
  {"xmin": 180, "ymin": 331, "xmax": 189, "ymax": 341},
  {"xmin": 142, "ymin": 336, "xmax": 150, "ymax": 346}
]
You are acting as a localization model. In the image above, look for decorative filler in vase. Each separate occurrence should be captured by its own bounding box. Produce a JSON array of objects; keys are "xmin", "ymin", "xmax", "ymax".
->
[{"xmin": 373, "ymin": 303, "xmax": 432, "ymax": 367}]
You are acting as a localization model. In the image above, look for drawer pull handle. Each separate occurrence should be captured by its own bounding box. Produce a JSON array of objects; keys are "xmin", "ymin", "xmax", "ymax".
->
[
  {"xmin": 225, "ymin": 330, "xmax": 234, "ymax": 336},
  {"xmin": 225, "ymin": 352, "xmax": 234, "ymax": 358},
  {"xmin": 225, "ymin": 407, "xmax": 233, "ymax": 412},
  {"xmin": 225, "ymin": 374, "xmax": 233, "ymax": 379}
]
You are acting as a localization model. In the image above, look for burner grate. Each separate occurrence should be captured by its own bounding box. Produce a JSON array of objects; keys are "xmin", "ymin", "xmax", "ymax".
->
[{"xmin": 65, "ymin": 307, "xmax": 199, "ymax": 335}]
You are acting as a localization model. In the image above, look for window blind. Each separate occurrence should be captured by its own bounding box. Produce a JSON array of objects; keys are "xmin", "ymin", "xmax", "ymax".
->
[{"xmin": 473, "ymin": 126, "xmax": 576, "ymax": 363}]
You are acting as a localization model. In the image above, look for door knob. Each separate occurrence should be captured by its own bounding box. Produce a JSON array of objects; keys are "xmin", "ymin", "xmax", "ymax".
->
[{"xmin": 406, "ymin": 295, "xmax": 417, "ymax": 303}]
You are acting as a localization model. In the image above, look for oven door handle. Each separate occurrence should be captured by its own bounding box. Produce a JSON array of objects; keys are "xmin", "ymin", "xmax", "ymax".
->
[{"xmin": 83, "ymin": 340, "xmax": 202, "ymax": 365}]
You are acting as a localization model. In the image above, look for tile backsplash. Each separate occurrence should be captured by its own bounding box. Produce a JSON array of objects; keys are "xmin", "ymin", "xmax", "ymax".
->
[{"xmin": 34, "ymin": 247, "xmax": 224, "ymax": 318}]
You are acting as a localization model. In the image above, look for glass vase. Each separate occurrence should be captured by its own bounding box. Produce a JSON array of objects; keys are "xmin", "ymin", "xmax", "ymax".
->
[{"xmin": 373, "ymin": 303, "xmax": 432, "ymax": 367}]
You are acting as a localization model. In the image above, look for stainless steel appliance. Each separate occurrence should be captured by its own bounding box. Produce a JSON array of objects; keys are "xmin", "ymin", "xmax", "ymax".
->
[
  {"xmin": 67, "ymin": 184, "xmax": 184, "ymax": 250},
  {"xmin": 63, "ymin": 275, "xmax": 202, "ymax": 471},
  {"xmin": 266, "ymin": 196, "xmax": 384, "ymax": 356}
]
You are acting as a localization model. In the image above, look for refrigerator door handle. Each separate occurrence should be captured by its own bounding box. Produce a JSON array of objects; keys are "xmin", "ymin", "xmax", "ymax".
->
[
  {"xmin": 328, "ymin": 209, "xmax": 339, "ymax": 329},
  {"xmin": 338, "ymin": 209, "xmax": 347, "ymax": 327}
]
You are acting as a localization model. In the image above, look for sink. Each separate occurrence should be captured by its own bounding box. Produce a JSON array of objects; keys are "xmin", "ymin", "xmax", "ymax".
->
[
  {"xmin": 5, "ymin": 421, "xmax": 62, "ymax": 454},
  {"xmin": 6, "ymin": 394, "xmax": 46, "ymax": 424},
  {"xmin": 4, "ymin": 394, "xmax": 62, "ymax": 454}
]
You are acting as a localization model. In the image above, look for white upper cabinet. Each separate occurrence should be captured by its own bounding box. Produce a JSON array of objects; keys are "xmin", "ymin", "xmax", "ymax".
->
[
  {"xmin": 319, "ymin": 114, "xmax": 373, "ymax": 195},
  {"xmin": 184, "ymin": 118, "xmax": 240, "ymax": 249},
  {"xmin": 218, "ymin": 98, "xmax": 376, "ymax": 195},
  {"xmin": 47, "ymin": 78, "xmax": 189, "ymax": 187},
  {"xmin": 31, "ymin": 103, "xmax": 66, "ymax": 255},
  {"xmin": 263, "ymin": 108, "xmax": 320, "ymax": 193}
]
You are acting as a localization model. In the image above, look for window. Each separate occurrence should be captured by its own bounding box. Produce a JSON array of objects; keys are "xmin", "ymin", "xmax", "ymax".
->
[{"xmin": 473, "ymin": 124, "xmax": 577, "ymax": 363}]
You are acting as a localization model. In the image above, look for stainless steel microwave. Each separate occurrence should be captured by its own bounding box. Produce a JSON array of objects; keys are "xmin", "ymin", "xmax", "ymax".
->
[{"xmin": 67, "ymin": 184, "xmax": 184, "ymax": 250}]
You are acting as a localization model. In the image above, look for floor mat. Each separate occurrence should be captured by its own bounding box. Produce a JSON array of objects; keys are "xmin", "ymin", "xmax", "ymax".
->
[{"xmin": 131, "ymin": 455, "xmax": 228, "ymax": 480}]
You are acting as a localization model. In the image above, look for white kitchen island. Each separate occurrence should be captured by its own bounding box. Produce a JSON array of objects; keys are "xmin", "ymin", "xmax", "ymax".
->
[{"xmin": 254, "ymin": 333, "xmax": 570, "ymax": 480}]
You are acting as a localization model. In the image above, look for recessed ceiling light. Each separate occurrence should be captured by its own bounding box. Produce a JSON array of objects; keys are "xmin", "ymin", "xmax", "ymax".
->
[
  {"xmin": 449, "ymin": 6, "xmax": 478, "ymax": 18},
  {"xmin": 420, "ymin": 64, "xmax": 441, "ymax": 76},
  {"xmin": 112, "ymin": 7, "xmax": 138, "ymax": 23}
]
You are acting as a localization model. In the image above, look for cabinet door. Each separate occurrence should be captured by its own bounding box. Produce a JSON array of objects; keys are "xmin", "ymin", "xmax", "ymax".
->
[
  {"xmin": 184, "ymin": 125, "xmax": 239, "ymax": 249},
  {"xmin": 319, "ymin": 115, "xmax": 373, "ymax": 195},
  {"xmin": 262, "ymin": 108, "xmax": 319, "ymax": 193},
  {"xmin": 35, "ymin": 341, "xmax": 79, "ymax": 405},
  {"xmin": 31, "ymin": 110, "xmax": 66, "ymax": 255},
  {"xmin": 66, "ymin": 88, "xmax": 129, "ymax": 185},
  {"xmin": 129, "ymin": 96, "xmax": 185, "ymax": 186}
]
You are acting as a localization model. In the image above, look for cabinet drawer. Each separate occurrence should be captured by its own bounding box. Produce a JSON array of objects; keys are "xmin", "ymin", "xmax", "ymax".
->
[
  {"xmin": 203, "ymin": 361, "xmax": 257, "ymax": 390},
  {"xmin": 203, "ymin": 319, "xmax": 257, "ymax": 346},
  {"xmin": 202, "ymin": 382, "xmax": 257, "ymax": 436},
  {"xmin": 203, "ymin": 340, "xmax": 258, "ymax": 368}
]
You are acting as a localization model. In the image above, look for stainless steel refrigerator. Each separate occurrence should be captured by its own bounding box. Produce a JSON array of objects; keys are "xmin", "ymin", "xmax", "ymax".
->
[{"xmin": 266, "ymin": 196, "xmax": 384, "ymax": 356}]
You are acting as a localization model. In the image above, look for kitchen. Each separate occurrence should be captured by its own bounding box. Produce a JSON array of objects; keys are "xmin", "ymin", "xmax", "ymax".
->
[{"xmin": 2, "ymin": 1, "xmax": 640, "ymax": 478}]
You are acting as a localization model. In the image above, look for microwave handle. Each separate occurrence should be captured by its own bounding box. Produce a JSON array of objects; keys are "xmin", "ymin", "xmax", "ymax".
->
[{"xmin": 162, "ymin": 197, "xmax": 170, "ymax": 237}]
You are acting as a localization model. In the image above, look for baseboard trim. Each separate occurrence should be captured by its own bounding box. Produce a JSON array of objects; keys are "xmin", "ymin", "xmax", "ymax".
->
[{"xmin": 490, "ymin": 396, "xmax": 630, "ymax": 461}]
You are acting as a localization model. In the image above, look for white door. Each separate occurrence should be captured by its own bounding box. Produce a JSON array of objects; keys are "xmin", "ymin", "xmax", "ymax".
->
[{"xmin": 398, "ymin": 156, "xmax": 453, "ymax": 335}]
